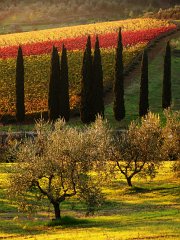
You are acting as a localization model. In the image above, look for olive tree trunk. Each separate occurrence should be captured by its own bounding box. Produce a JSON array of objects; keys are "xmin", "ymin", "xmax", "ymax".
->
[
  {"xmin": 126, "ymin": 176, "xmax": 133, "ymax": 187},
  {"xmin": 52, "ymin": 202, "xmax": 61, "ymax": 220}
]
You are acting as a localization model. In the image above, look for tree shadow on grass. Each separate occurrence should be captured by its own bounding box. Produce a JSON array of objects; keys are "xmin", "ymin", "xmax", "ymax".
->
[
  {"xmin": 1, "ymin": 201, "xmax": 179, "ymax": 237},
  {"xmin": 48, "ymin": 207, "xmax": 179, "ymax": 234},
  {"xmin": 125, "ymin": 186, "xmax": 180, "ymax": 195},
  {"xmin": 0, "ymin": 218, "xmax": 46, "ymax": 237},
  {"xmin": 1, "ymin": 183, "xmax": 179, "ymax": 237}
]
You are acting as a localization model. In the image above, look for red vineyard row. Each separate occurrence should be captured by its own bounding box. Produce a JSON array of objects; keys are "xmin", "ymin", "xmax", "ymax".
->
[{"xmin": 0, "ymin": 25, "xmax": 176, "ymax": 59}]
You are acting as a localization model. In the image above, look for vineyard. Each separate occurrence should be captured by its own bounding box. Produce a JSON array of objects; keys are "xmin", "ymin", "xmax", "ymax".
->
[{"xmin": 0, "ymin": 18, "xmax": 176, "ymax": 117}]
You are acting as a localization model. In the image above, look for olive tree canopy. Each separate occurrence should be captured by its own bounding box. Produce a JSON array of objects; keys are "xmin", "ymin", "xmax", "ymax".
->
[
  {"xmin": 110, "ymin": 112, "xmax": 163, "ymax": 187},
  {"xmin": 9, "ymin": 117, "xmax": 111, "ymax": 220}
]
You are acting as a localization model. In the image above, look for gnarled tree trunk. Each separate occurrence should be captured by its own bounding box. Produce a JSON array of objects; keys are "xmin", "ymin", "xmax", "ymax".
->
[
  {"xmin": 126, "ymin": 176, "xmax": 133, "ymax": 187},
  {"xmin": 52, "ymin": 202, "xmax": 61, "ymax": 220}
]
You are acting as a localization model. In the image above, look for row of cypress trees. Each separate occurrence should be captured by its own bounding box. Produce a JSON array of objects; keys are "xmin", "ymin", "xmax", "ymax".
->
[
  {"xmin": 80, "ymin": 36, "xmax": 104, "ymax": 123},
  {"xmin": 15, "ymin": 32, "xmax": 172, "ymax": 123},
  {"xmin": 16, "ymin": 46, "xmax": 25, "ymax": 122},
  {"xmin": 48, "ymin": 44, "xmax": 69, "ymax": 122},
  {"xmin": 113, "ymin": 30, "xmax": 172, "ymax": 121},
  {"xmin": 139, "ymin": 41, "xmax": 172, "ymax": 117},
  {"xmin": 15, "ymin": 44, "xmax": 70, "ymax": 123},
  {"xmin": 48, "ymin": 35, "xmax": 104, "ymax": 124},
  {"xmin": 113, "ymin": 28, "xmax": 125, "ymax": 121},
  {"xmin": 15, "ymin": 36, "xmax": 104, "ymax": 123},
  {"xmin": 139, "ymin": 49, "xmax": 149, "ymax": 117}
]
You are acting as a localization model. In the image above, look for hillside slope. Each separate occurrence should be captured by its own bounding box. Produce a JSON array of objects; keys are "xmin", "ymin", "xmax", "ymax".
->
[
  {"xmin": 0, "ymin": 0, "xmax": 179, "ymax": 34},
  {"xmin": 0, "ymin": 18, "xmax": 177, "ymax": 120}
]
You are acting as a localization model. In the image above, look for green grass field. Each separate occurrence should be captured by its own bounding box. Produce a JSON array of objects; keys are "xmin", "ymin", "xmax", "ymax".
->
[{"xmin": 0, "ymin": 161, "xmax": 179, "ymax": 240}]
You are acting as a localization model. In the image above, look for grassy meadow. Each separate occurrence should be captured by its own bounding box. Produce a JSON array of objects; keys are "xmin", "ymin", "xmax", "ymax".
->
[{"xmin": 0, "ymin": 161, "xmax": 180, "ymax": 240}]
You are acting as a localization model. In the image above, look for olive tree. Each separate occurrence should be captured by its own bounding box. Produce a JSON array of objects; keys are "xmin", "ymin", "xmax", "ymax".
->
[
  {"xmin": 162, "ymin": 109, "xmax": 180, "ymax": 177},
  {"xmin": 8, "ymin": 117, "xmax": 111, "ymax": 220},
  {"xmin": 110, "ymin": 112, "xmax": 163, "ymax": 187},
  {"xmin": 162, "ymin": 109, "xmax": 180, "ymax": 160}
]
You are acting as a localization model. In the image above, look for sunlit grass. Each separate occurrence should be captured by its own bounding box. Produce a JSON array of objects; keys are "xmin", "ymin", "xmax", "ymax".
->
[{"xmin": 0, "ymin": 161, "xmax": 179, "ymax": 240}]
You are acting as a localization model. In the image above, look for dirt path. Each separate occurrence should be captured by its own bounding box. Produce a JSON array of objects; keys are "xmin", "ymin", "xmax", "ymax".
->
[{"xmin": 104, "ymin": 28, "xmax": 180, "ymax": 105}]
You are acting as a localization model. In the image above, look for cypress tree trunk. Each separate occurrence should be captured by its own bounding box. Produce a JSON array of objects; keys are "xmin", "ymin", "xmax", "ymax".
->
[
  {"xmin": 113, "ymin": 28, "xmax": 125, "ymax": 121},
  {"xmin": 16, "ymin": 46, "xmax": 25, "ymax": 122},
  {"xmin": 59, "ymin": 44, "xmax": 70, "ymax": 122},
  {"xmin": 92, "ymin": 36, "xmax": 104, "ymax": 119},
  {"xmin": 162, "ymin": 41, "xmax": 171, "ymax": 109},
  {"xmin": 139, "ymin": 49, "xmax": 149, "ymax": 117},
  {"xmin": 48, "ymin": 46, "xmax": 61, "ymax": 121},
  {"xmin": 80, "ymin": 36, "xmax": 93, "ymax": 123}
]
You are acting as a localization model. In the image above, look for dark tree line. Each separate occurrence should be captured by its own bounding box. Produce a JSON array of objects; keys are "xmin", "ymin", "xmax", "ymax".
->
[
  {"xmin": 139, "ymin": 41, "xmax": 172, "ymax": 117},
  {"xmin": 48, "ymin": 46, "xmax": 61, "ymax": 122},
  {"xmin": 48, "ymin": 44, "xmax": 70, "ymax": 122},
  {"xmin": 139, "ymin": 49, "xmax": 149, "ymax": 117},
  {"xmin": 113, "ymin": 28, "xmax": 125, "ymax": 121},
  {"xmin": 16, "ymin": 46, "xmax": 25, "ymax": 122},
  {"xmin": 80, "ymin": 36, "xmax": 104, "ymax": 124},
  {"xmin": 162, "ymin": 41, "xmax": 171, "ymax": 109},
  {"xmin": 14, "ymin": 39, "xmax": 172, "ymax": 123},
  {"xmin": 80, "ymin": 36, "xmax": 93, "ymax": 124}
]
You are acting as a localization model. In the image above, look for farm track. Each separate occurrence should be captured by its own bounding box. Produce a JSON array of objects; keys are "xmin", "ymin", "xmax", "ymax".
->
[{"xmin": 104, "ymin": 27, "xmax": 180, "ymax": 105}]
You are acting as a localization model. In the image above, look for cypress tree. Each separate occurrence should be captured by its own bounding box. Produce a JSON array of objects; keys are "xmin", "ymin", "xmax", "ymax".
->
[
  {"xmin": 139, "ymin": 49, "xmax": 149, "ymax": 117},
  {"xmin": 92, "ymin": 35, "xmax": 104, "ymax": 119},
  {"xmin": 16, "ymin": 46, "xmax": 25, "ymax": 122},
  {"xmin": 59, "ymin": 44, "xmax": 70, "ymax": 122},
  {"xmin": 80, "ymin": 35, "xmax": 93, "ymax": 123},
  {"xmin": 162, "ymin": 41, "xmax": 171, "ymax": 109},
  {"xmin": 113, "ymin": 28, "xmax": 125, "ymax": 121},
  {"xmin": 48, "ymin": 46, "xmax": 61, "ymax": 121}
]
